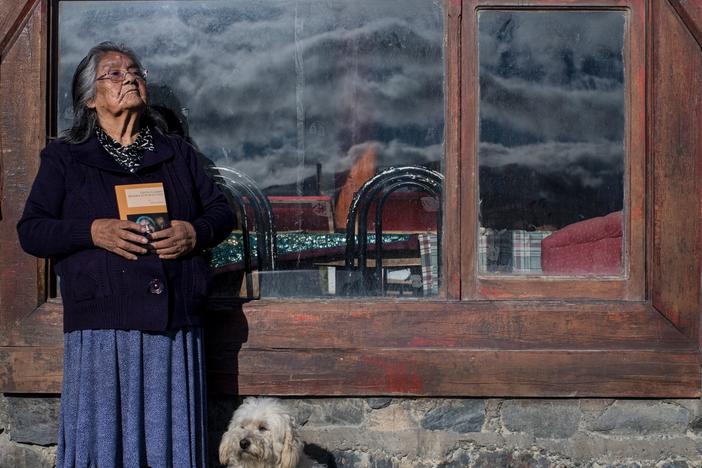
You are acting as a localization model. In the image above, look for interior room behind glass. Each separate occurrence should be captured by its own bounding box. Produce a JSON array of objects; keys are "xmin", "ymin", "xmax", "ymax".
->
[
  {"xmin": 58, "ymin": 0, "xmax": 445, "ymax": 298},
  {"xmin": 478, "ymin": 11, "xmax": 626, "ymax": 276}
]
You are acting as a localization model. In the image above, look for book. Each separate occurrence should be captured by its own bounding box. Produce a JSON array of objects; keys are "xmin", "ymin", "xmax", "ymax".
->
[{"xmin": 114, "ymin": 182, "xmax": 170, "ymax": 233}]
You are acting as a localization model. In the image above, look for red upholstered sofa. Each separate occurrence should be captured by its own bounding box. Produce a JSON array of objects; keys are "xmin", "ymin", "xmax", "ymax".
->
[{"xmin": 541, "ymin": 211, "xmax": 622, "ymax": 275}]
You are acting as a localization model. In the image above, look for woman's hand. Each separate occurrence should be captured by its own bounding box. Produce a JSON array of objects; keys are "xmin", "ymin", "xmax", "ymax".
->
[
  {"xmin": 91, "ymin": 219, "xmax": 149, "ymax": 260},
  {"xmin": 148, "ymin": 220, "xmax": 197, "ymax": 259}
]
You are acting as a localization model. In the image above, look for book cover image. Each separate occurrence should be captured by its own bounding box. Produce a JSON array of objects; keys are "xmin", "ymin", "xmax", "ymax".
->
[{"xmin": 114, "ymin": 182, "xmax": 170, "ymax": 233}]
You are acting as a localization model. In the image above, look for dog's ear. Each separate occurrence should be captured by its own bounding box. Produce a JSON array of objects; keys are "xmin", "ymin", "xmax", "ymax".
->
[
  {"xmin": 277, "ymin": 414, "xmax": 302, "ymax": 468},
  {"xmin": 219, "ymin": 429, "xmax": 236, "ymax": 466}
]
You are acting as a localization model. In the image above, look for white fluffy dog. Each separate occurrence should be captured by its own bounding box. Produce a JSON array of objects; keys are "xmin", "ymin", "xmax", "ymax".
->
[{"xmin": 219, "ymin": 397, "xmax": 322, "ymax": 468}]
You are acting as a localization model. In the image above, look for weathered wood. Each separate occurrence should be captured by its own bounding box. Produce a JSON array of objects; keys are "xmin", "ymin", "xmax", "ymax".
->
[
  {"xmin": 207, "ymin": 349, "xmax": 700, "ymax": 398},
  {"xmin": 669, "ymin": 0, "xmax": 702, "ymax": 50},
  {"xmin": 0, "ymin": 1, "xmax": 47, "ymax": 347},
  {"xmin": 460, "ymin": 0, "xmax": 479, "ymax": 299},
  {"xmin": 202, "ymin": 299, "xmax": 700, "ymax": 397},
  {"xmin": 468, "ymin": 0, "xmax": 635, "ymax": 6},
  {"xmin": 651, "ymin": 0, "xmax": 702, "ymax": 341},
  {"xmin": 476, "ymin": 278, "xmax": 631, "ymax": 300},
  {"xmin": 4, "ymin": 342, "xmax": 698, "ymax": 398},
  {"xmin": 462, "ymin": 0, "xmax": 646, "ymax": 301},
  {"xmin": 0, "ymin": 346, "xmax": 62, "ymax": 393},
  {"xmin": 4, "ymin": 299, "xmax": 699, "ymax": 396},
  {"xmin": 2, "ymin": 301, "xmax": 63, "ymax": 347},
  {"xmin": 625, "ymin": 0, "xmax": 647, "ymax": 300},
  {"xmin": 206, "ymin": 300, "xmax": 692, "ymax": 351},
  {"xmin": 443, "ymin": 0, "xmax": 462, "ymax": 299},
  {"xmin": 0, "ymin": 0, "xmax": 35, "ymax": 57}
]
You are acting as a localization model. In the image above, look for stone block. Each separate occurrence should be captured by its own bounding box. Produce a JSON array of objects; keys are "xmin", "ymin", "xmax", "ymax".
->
[
  {"xmin": 473, "ymin": 450, "xmax": 511, "ymax": 468},
  {"xmin": 476, "ymin": 449, "xmax": 556, "ymax": 468},
  {"xmin": 657, "ymin": 461, "xmax": 689, "ymax": 468},
  {"xmin": 689, "ymin": 416, "xmax": 702, "ymax": 434},
  {"xmin": 294, "ymin": 399, "xmax": 366, "ymax": 427},
  {"xmin": 590, "ymin": 463, "xmax": 642, "ymax": 468},
  {"xmin": 368, "ymin": 398, "xmax": 393, "ymax": 410},
  {"xmin": 0, "ymin": 434, "xmax": 54, "ymax": 468},
  {"xmin": 442, "ymin": 448, "xmax": 558, "ymax": 468},
  {"xmin": 439, "ymin": 449, "xmax": 471, "ymax": 467},
  {"xmin": 670, "ymin": 399, "xmax": 702, "ymax": 420},
  {"xmin": 509, "ymin": 451, "xmax": 553, "ymax": 468},
  {"xmin": 501, "ymin": 400, "xmax": 581, "ymax": 439},
  {"xmin": 396, "ymin": 460, "xmax": 437, "ymax": 468},
  {"xmin": 580, "ymin": 399, "xmax": 616, "ymax": 419},
  {"xmin": 6, "ymin": 396, "xmax": 60, "ymax": 446},
  {"xmin": 334, "ymin": 450, "xmax": 370, "ymax": 468},
  {"xmin": 369, "ymin": 453, "xmax": 396, "ymax": 468},
  {"xmin": 368, "ymin": 404, "xmax": 417, "ymax": 432},
  {"xmin": 288, "ymin": 400, "xmax": 313, "ymax": 426},
  {"xmin": 589, "ymin": 401, "xmax": 688, "ymax": 436},
  {"xmin": 420, "ymin": 399, "xmax": 485, "ymax": 433},
  {"xmin": 0, "ymin": 395, "xmax": 8, "ymax": 433}
]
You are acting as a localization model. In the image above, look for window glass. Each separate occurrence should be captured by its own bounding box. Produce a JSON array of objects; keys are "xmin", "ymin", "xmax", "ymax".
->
[
  {"xmin": 478, "ymin": 11, "xmax": 625, "ymax": 276},
  {"xmin": 59, "ymin": 0, "xmax": 445, "ymax": 297}
]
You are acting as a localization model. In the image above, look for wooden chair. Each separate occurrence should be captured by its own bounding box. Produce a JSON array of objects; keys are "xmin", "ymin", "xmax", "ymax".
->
[
  {"xmin": 342, "ymin": 166, "xmax": 443, "ymax": 296},
  {"xmin": 209, "ymin": 166, "xmax": 277, "ymax": 274}
]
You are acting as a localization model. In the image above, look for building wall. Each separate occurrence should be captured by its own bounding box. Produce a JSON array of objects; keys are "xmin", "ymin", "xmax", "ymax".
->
[{"xmin": 2, "ymin": 395, "xmax": 701, "ymax": 467}]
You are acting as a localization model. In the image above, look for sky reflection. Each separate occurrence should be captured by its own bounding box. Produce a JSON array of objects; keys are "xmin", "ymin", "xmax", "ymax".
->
[
  {"xmin": 478, "ymin": 11, "xmax": 626, "ymax": 230},
  {"xmin": 58, "ymin": 0, "xmax": 445, "ymax": 196}
]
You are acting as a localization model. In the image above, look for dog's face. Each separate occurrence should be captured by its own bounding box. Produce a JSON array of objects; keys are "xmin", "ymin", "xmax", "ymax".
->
[{"xmin": 219, "ymin": 397, "xmax": 303, "ymax": 468}]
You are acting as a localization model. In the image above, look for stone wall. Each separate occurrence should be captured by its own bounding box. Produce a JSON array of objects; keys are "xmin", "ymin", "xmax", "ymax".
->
[
  {"xmin": 0, "ymin": 395, "xmax": 59, "ymax": 467},
  {"xmin": 2, "ymin": 395, "xmax": 702, "ymax": 467}
]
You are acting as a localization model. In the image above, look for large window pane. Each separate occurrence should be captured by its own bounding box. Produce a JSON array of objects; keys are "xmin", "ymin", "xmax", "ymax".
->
[
  {"xmin": 478, "ymin": 11, "xmax": 625, "ymax": 276},
  {"xmin": 58, "ymin": 1, "xmax": 444, "ymax": 297}
]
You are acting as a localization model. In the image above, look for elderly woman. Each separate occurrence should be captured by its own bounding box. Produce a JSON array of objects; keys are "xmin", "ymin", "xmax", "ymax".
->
[{"xmin": 17, "ymin": 42, "xmax": 235, "ymax": 467}]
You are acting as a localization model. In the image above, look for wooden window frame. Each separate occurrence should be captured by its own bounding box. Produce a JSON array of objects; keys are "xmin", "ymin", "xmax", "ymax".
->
[
  {"xmin": 462, "ymin": 0, "xmax": 646, "ymax": 301},
  {"xmin": 1, "ymin": 0, "xmax": 701, "ymax": 397}
]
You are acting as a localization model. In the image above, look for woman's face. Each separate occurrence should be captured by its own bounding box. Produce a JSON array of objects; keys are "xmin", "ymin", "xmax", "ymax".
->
[{"xmin": 88, "ymin": 52, "xmax": 147, "ymax": 120}]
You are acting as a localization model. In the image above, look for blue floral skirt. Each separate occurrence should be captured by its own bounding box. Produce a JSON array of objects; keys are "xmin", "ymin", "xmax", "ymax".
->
[{"xmin": 56, "ymin": 327, "xmax": 207, "ymax": 468}]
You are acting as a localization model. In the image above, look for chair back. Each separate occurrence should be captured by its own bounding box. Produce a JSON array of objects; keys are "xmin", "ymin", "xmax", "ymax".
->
[{"xmin": 342, "ymin": 166, "xmax": 443, "ymax": 295}]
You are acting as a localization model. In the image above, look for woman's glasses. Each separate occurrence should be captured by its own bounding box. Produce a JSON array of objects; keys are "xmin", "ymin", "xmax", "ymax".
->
[{"xmin": 96, "ymin": 68, "xmax": 148, "ymax": 83}]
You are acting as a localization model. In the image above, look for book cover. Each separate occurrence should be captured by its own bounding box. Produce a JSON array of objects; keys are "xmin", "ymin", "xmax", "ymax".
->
[{"xmin": 114, "ymin": 182, "xmax": 170, "ymax": 233}]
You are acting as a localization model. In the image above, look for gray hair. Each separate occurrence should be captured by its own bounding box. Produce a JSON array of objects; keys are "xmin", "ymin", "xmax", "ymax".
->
[{"xmin": 62, "ymin": 41, "xmax": 165, "ymax": 143}]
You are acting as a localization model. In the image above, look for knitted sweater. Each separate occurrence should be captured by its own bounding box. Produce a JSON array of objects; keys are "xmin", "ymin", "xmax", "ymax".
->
[{"xmin": 17, "ymin": 132, "xmax": 236, "ymax": 332}]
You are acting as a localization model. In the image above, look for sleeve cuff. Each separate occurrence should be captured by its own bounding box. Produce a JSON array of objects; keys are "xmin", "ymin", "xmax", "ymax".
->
[
  {"xmin": 193, "ymin": 219, "xmax": 213, "ymax": 250},
  {"xmin": 70, "ymin": 219, "xmax": 95, "ymax": 249}
]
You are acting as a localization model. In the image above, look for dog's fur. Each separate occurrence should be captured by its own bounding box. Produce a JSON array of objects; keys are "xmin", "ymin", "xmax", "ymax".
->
[{"xmin": 219, "ymin": 397, "xmax": 323, "ymax": 468}]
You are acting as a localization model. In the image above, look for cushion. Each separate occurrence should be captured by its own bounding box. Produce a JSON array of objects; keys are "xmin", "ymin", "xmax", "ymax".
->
[{"xmin": 541, "ymin": 211, "xmax": 622, "ymax": 275}]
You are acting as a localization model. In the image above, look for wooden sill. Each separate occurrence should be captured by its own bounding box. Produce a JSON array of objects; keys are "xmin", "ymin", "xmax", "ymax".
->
[
  {"xmin": 1, "ymin": 300, "xmax": 699, "ymax": 397},
  {"xmin": 205, "ymin": 299, "xmax": 700, "ymax": 397}
]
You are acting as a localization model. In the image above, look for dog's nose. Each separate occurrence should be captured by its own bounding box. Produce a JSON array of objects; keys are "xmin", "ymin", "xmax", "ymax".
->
[{"xmin": 239, "ymin": 438, "xmax": 251, "ymax": 450}]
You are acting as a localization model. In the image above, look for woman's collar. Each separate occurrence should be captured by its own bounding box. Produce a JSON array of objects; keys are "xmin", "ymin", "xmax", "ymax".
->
[{"xmin": 70, "ymin": 129, "xmax": 175, "ymax": 174}]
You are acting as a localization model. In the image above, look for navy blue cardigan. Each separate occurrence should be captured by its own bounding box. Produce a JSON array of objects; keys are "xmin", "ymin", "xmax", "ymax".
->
[{"xmin": 17, "ymin": 131, "xmax": 236, "ymax": 332}]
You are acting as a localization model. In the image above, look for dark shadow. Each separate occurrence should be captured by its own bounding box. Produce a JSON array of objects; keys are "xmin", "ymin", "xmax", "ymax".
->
[
  {"xmin": 147, "ymin": 83, "xmax": 190, "ymax": 137},
  {"xmin": 145, "ymin": 83, "xmax": 267, "ymax": 467},
  {"xmin": 154, "ymin": 83, "xmax": 255, "ymax": 444},
  {"xmin": 151, "ymin": 104, "xmax": 188, "ymax": 139},
  {"xmin": 147, "ymin": 82, "xmax": 216, "ymax": 169},
  {"xmin": 204, "ymin": 299, "xmax": 249, "ymax": 467},
  {"xmin": 204, "ymin": 299, "xmax": 249, "ymax": 391},
  {"xmin": 304, "ymin": 443, "xmax": 338, "ymax": 467},
  {"xmin": 206, "ymin": 392, "xmax": 243, "ymax": 467}
]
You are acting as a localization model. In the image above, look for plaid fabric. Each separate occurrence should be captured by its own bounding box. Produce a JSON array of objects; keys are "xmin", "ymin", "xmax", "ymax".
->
[
  {"xmin": 418, "ymin": 233, "xmax": 439, "ymax": 295},
  {"xmin": 512, "ymin": 230, "xmax": 551, "ymax": 274},
  {"xmin": 479, "ymin": 229, "xmax": 551, "ymax": 274}
]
